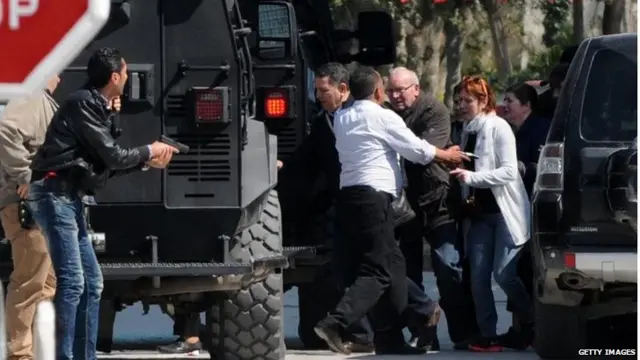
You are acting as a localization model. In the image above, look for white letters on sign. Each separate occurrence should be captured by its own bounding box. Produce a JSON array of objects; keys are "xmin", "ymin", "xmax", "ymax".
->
[{"xmin": 0, "ymin": 0, "xmax": 39, "ymax": 30}]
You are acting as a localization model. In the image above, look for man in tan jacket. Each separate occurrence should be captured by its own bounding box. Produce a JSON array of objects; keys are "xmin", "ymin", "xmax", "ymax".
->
[{"xmin": 0, "ymin": 75, "xmax": 60, "ymax": 360}]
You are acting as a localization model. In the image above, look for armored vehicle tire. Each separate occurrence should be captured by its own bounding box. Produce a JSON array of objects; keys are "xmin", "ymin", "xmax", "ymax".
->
[
  {"xmin": 208, "ymin": 190, "xmax": 285, "ymax": 360},
  {"xmin": 534, "ymin": 298, "xmax": 586, "ymax": 359}
]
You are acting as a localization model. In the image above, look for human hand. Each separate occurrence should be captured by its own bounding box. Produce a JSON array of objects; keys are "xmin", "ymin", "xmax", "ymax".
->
[
  {"xmin": 147, "ymin": 150, "xmax": 174, "ymax": 169},
  {"xmin": 110, "ymin": 97, "xmax": 121, "ymax": 112},
  {"xmin": 518, "ymin": 161, "xmax": 526, "ymax": 175},
  {"xmin": 17, "ymin": 184, "xmax": 28, "ymax": 199},
  {"xmin": 450, "ymin": 168, "xmax": 470, "ymax": 183},
  {"xmin": 277, "ymin": 160, "xmax": 283, "ymax": 169},
  {"xmin": 149, "ymin": 141, "xmax": 179, "ymax": 159},
  {"xmin": 438, "ymin": 145, "xmax": 469, "ymax": 164}
]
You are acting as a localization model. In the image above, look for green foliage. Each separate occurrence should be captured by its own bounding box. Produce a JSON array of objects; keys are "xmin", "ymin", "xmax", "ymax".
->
[
  {"xmin": 487, "ymin": 6, "xmax": 573, "ymax": 92},
  {"xmin": 540, "ymin": 0, "xmax": 571, "ymax": 47}
]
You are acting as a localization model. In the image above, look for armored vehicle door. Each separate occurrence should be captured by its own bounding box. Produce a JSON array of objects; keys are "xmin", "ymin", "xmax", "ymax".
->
[
  {"xmin": 55, "ymin": 0, "xmax": 248, "ymax": 208},
  {"xmin": 55, "ymin": 1, "xmax": 163, "ymax": 204}
]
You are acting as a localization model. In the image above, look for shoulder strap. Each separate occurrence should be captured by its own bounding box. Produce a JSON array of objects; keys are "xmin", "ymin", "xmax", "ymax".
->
[{"xmin": 324, "ymin": 112, "xmax": 335, "ymax": 136}]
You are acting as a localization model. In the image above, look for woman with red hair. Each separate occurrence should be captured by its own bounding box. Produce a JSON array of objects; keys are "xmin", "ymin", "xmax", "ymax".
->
[{"xmin": 450, "ymin": 76, "xmax": 533, "ymax": 352}]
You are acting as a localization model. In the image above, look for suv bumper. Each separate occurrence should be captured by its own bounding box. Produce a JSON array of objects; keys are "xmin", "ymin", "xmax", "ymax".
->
[
  {"xmin": 536, "ymin": 246, "xmax": 637, "ymax": 313},
  {"xmin": 574, "ymin": 252, "xmax": 637, "ymax": 283}
]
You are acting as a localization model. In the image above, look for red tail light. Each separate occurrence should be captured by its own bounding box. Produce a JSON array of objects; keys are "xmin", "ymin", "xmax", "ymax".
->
[
  {"xmin": 256, "ymin": 86, "xmax": 296, "ymax": 120},
  {"xmin": 535, "ymin": 143, "xmax": 564, "ymax": 192},
  {"xmin": 564, "ymin": 252, "xmax": 576, "ymax": 268},
  {"xmin": 265, "ymin": 89, "xmax": 288, "ymax": 118},
  {"xmin": 187, "ymin": 87, "xmax": 230, "ymax": 124}
]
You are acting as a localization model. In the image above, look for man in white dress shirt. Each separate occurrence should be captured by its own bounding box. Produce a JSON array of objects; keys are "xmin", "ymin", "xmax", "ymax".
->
[{"xmin": 313, "ymin": 66, "xmax": 468, "ymax": 355}]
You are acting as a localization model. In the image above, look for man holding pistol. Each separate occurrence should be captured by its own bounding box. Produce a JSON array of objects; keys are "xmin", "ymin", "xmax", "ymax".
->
[{"xmin": 28, "ymin": 47, "xmax": 179, "ymax": 360}]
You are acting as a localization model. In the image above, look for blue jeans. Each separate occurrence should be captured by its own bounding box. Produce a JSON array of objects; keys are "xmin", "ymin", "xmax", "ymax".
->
[
  {"xmin": 467, "ymin": 213, "xmax": 532, "ymax": 338},
  {"xmin": 28, "ymin": 180, "xmax": 103, "ymax": 360}
]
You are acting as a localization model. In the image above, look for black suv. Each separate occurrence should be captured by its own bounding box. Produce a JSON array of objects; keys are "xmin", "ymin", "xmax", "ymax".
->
[{"xmin": 532, "ymin": 33, "xmax": 637, "ymax": 359}]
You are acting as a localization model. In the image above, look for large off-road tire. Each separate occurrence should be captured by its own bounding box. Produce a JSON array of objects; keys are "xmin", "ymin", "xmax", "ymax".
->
[
  {"xmin": 534, "ymin": 298, "xmax": 587, "ymax": 359},
  {"xmin": 208, "ymin": 190, "xmax": 285, "ymax": 360}
]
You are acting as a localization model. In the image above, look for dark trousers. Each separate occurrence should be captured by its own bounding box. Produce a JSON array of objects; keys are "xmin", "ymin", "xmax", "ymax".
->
[
  {"xmin": 327, "ymin": 186, "xmax": 407, "ymax": 345},
  {"xmin": 400, "ymin": 218, "xmax": 479, "ymax": 343},
  {"xmin": 173, "ymin": 312, "xmax": 201, "ymax": 339},
  {"xmin": 333, "ymin": 236, "xmax": 434, "ymax": 345}
]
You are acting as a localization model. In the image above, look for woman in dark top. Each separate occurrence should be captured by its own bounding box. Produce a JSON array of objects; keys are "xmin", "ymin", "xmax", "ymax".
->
[
  {"xmin": 499, "ymin": 83, "xmax": 552, "ymax": 349},
  {"xmin": 502, "ymin": 83, "xmax": 552, "ymax": 196}
]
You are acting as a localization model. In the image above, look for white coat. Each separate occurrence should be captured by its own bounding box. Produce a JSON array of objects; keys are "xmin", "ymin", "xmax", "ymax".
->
[{"xmin": 458, "ymin": 112, "xmax": 531, "ymax": 246}]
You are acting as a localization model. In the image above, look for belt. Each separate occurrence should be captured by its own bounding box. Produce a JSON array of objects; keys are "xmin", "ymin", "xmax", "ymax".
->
[{"xmin": 31, "ymin": 170, "xmax": 82, "ymax": 197}]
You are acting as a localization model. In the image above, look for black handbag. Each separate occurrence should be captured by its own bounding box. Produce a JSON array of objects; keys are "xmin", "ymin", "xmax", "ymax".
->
[{"xmin": 392, "ymin": 189, "xmax": 416, "ymax": 227}]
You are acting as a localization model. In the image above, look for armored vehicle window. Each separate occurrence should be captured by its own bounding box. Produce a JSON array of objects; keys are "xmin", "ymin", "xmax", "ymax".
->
[
  {"xmin": 258, "ymin": 4, "xmax": 291, "ymax": 57},
  {"xmin": 580, "ymin": 48, "xmax": 637, "ymax": 142}
]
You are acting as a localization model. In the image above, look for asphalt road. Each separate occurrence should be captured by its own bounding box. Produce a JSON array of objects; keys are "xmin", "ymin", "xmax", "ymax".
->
[{"xmin": 102, "ymin": 272, "xmax": 542, "ymax": 359}]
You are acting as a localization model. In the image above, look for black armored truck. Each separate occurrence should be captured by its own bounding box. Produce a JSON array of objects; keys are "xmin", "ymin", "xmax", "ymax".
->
[
  {"xmin": 239, "ymin": 0, "xmax": 397, "ymax": 349},
  {"xmin": 0, "ymin": 0, "xmax": 397, "ymax": 359},
  {"xmin": 531, "ymin": 33, "xmax": 637, "ymax": 359}
]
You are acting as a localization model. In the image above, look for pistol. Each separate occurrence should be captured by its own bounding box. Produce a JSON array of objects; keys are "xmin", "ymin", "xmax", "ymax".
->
[{"xmin": 160, "ymin": 135, "xmax": 189, "ymax": 154}]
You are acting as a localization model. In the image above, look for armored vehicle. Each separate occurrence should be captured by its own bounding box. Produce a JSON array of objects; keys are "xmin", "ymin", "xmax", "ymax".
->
[
  {"xmin": 0, "ymin": 0, "xmax": 396, "ymax": 358},
  {"xmin": 239, "ymin": 0, "xmax": 396, "ymax": 349},
  {"xmin": 531, "ymin": 33, "xmax": 637, "ymax": 359}
]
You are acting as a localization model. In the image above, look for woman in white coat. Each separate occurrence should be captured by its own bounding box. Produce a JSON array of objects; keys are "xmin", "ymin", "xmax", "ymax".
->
[{"xmin": 449, "ymin": 76, "xmax": 533, "ymax": 352}]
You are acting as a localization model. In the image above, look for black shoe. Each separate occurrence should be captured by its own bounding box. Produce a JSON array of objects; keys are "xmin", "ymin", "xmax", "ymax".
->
[
  {"xmin": 314, "ymin": 320, "xmax": 351, "ymax": 355},
  {"xmin": 415, "ymin": 303, "xmax": 442, "ymax": 351},
  {"xmin": 157, "ymin": 340, "xmax": 202, "ymax": 354},
  {"xmin": 497, "ymin": 324, "xmax": 534, "ymax": 350},
  {"xmin": 375, "ymin": 343, "xmax": 427, "ymax": 355},
  {"xmin": 467, "ymin": 336, "xmax": 503, "ymax": 352},
  {"xmin": 453, "ymin": 340, "xmax": 470, "ymax": 350}
]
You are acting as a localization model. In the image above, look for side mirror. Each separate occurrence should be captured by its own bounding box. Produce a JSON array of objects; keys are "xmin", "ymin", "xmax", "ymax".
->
[
  {"xmin": 334, "ymin": 11, "xmax": 396, "ymax": 66},
  {"xmin": 257, "ymin": 1, "xmax": 298, "ymax": 60}
]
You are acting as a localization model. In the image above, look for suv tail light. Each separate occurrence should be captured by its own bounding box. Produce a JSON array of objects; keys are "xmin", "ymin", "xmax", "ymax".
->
[
  {"xmin": 256, "ymin": 86, "xmax": 296, "ymax": 120},
  {"xmin": 535, "ymin": 143, "xmax": 564, "ymax": 191},
  {"xmin": 187, "ymin": 87, "xmax": 230, "ymax": 124}
]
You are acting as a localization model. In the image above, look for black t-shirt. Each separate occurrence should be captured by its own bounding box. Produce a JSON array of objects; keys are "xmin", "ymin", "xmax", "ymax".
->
[{"xmin": 464, "ymin": 133, "xmax": 500, "ymax": 214}]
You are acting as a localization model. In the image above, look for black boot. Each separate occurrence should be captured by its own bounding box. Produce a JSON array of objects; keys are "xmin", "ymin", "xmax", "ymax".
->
[{"xmin": 314, "ymin": 318, "xmax": 351, "ymax": 355}]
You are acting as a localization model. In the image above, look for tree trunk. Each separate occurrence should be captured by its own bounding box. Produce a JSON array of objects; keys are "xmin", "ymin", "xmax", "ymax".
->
[
  {"xmin": 573, "ymin": 0, "xmax": 585, "ymax": 43},
  {"xmin": 602, "ymin": 0, "xmax": 625, "ymax": 35},
  {"xmin": 443, "ymin": 16, "xmax": 464, "ymax": 109},
  {"xmin": 480, "ymin": 0, "xmax": 512, "ymax": 78}
]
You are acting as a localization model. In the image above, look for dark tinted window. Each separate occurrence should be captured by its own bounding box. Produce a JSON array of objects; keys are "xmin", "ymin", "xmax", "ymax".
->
[
  {"xmin": 257, "ymin": 4, "xmax": 290, "ymax": 58},
  {"xmin": 580, "ymin": 49, "xmax": 637, "ymax": 142}
]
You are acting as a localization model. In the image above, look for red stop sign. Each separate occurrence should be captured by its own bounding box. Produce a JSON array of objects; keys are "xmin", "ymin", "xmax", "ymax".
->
[{"xmin": 0, "ymin": 0, "xmax": 110, "ymax": 99}]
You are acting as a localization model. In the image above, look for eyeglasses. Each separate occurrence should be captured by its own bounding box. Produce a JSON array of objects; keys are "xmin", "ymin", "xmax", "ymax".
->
[{"xmin": 385, "ymin": 84, "xmax": 416, "ymax": 95}]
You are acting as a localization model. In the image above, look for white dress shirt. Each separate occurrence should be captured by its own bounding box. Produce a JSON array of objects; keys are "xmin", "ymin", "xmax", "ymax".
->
[{"xmin": 334, "ymin": 100, "xmax": 436, "ymax": 197}]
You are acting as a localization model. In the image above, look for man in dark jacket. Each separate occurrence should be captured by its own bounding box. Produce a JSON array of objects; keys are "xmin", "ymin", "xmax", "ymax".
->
[
  {"xmin": 282, "ymin": 63, "xmax": 440, "ymax": 353},
  {"xmin": 387, "ymin": 67, "xmax": 479, "ymax": 349},
  {"xmin": 28, "ymin": 47, "xmax": 178, "ymax": 360}
]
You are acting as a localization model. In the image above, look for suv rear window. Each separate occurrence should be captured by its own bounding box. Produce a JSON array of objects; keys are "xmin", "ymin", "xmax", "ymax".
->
[{"xmin": 580, "ymin": 48, "xmax": 637, "ymax": 142}]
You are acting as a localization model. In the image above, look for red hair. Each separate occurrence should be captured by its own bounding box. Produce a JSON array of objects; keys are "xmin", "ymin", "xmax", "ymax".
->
[{"xmin": 457, "ymin": 75, "xmax": 497, "ymax": 113}]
